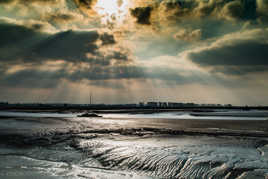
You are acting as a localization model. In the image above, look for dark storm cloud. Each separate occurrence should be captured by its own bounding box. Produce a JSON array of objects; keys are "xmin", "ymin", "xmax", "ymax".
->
[
  {"xmin": 0, "ymin": 21, "xmax": 130, "ymax": 65},
  {"xmin": 130, "ymin": 6, "xmax": 153, "ymax": 25},
  {"xmin": 0, "ymin": 22, "xmax": 49, "ymax": 63},
  {"xmin": 31, "ymin": 30, "xmax": 99, "ymax": 62},
  {"xmin": 186, "ymin": 28, "xmax": 268, "ymax": 75},
  {"xmin": 0, "ymin": 22, "xmax": 46, "ymax": 48},
  {"xmin": 0, "ymin": 23, "xmax": 92, "ymax": 63},
  {"xmin": 0, "ymin": 0, "xmax": 14, "ymax": 4},
  {"xmin": 0, "ymin": 21, "xmax": 139, "ymax": 88},
  {"xmin": 189, "ymin": 41, "xmax": 268, "ymax": 66},
  {"xmin": 31, "ymin": 30, "xmax": 128, "ymax": 64}
]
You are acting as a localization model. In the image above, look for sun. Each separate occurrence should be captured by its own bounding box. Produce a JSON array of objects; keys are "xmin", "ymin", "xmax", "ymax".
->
[{"xmin": 94, "ymin": 0, "xmax": 129, "ymax": 26}]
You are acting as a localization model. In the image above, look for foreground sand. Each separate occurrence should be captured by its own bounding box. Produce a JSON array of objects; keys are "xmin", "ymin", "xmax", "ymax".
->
[{"xmin": 0, "ymin": 116, "xmax": 268, "ymax": 178}]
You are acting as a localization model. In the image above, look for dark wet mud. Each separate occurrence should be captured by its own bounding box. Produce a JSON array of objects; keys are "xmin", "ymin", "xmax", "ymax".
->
[{"xmin": 0, "ymin": 116, "xmax": 268, "ymax": 178}]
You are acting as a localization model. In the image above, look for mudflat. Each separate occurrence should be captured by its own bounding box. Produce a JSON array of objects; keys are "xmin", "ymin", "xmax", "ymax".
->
[{"xmin": 0, "ymin": 115, "xmax": 268, "ymax": 179}]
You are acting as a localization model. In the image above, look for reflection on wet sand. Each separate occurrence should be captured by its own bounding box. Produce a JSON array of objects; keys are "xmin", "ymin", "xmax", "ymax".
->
[{"xmin": 0, "ymin": 112, "xmax": 268, "ymax": 178}]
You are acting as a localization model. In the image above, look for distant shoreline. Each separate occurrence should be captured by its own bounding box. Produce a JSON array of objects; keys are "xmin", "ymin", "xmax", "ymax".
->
[{"xmin": 0, "ymin": 106, "xmax": 268, "ymax": 114}]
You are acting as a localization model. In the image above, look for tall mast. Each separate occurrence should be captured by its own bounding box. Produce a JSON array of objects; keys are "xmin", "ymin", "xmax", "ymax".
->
[{"xmin": 90, "ymin": 92, "xmax": 92, "ymax": 105}]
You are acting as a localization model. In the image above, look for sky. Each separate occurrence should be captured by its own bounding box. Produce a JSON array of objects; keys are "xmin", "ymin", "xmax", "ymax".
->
[{"xmin": 0, "ymin": 0, "xmax": 268, "ymax": 105}]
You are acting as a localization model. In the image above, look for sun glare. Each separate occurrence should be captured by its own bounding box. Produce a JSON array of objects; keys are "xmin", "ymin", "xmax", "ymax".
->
[{"xmin": 94, "ymin": 0, "xmax": 129, "ymax": 26}]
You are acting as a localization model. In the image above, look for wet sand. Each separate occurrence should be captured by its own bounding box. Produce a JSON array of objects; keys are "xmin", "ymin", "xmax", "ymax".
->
[
  {"xmin": 0, "ymin": 116, "xmax": 268, "ymax": 178},
  {"xmin": 108, "ymin": 117, "xmax": 268, "ymax": 133},
  {"xmin": 1, "ymin": 116, "xmax": 268, "ymax": 136}
]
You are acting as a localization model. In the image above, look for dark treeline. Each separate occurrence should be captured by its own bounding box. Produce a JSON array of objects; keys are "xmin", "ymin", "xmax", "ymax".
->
[{"xmin": 0, "ymin": 103, "xmax": 267, "ymax": 112}]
